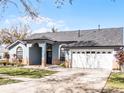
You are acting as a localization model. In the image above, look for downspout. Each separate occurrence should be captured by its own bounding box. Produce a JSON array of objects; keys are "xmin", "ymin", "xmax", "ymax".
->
[{"xmin": 122, "ymin": 27, "xmax": 124, "ymax": 49}]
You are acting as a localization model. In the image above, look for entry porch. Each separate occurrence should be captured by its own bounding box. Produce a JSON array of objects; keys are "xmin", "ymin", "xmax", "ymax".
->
[{"xmin": 26, "ymin": 39, "xmax": 53, "ymax": 67}]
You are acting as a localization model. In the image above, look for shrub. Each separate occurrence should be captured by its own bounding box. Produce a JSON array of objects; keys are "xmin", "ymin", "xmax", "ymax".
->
[
  {"xmin": 3, "ymin": 52, "xmax": 10, "ymax": 59},
  {"xmin": 59, "ymin": 63, "xmax": 66, "ymax": 68},
  {"xmin": 115, "ymin": 50, "xmax": 124, "ymax": 65}
]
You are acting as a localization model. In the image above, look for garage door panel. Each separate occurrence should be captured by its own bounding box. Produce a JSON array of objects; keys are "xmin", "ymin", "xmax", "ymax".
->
[
  {"xmin": 72, "ymin": 49, "xmax": 113, "ymax": 70},
  {"xmin": 72, "ymin": 53, "xmax": 77, "ymax": 68},
  {"xmin": 90, "ymin": 54, "xmax": 97, "ymax": 68},
  {"xmin": 97, "ymin": 53, "xmax": 112, "ymax": 69},
  {"xmin": 86, "ymin": 54, "xmax": 92, "ymax": 68},
  {"xmin": 78, "ymin": 54, "xmax": 84, "ymax": 68},
  {"xmin": 82, "ymin": 54, "xmax": 87, "ymax": 68}
]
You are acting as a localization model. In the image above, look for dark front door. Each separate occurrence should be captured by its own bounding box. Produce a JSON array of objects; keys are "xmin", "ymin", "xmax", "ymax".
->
[
  {"xmin": 47, "ymin": 51, "xmax": 52, "ymax": 64},
  {"xmin": 46, "ymin": 44, "xmax": 52, "ymax": 64},
  {"xmin": 29, "ymin": 47, "xmax": 42, "ymax": 65}
]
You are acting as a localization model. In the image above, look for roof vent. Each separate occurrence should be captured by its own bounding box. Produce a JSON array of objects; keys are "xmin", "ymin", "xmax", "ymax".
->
[
  {"xmin": 78, "ymin": 30, "xmax": 81, "ymax": 37},
  {"xmin": 98, "ymin": 24, "xmax": 101, "ymax": 31}
]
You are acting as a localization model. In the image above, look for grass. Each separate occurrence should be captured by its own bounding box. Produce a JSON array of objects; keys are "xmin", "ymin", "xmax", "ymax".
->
[
  {"xmin": 106, "ymin": 72, "xmax": 124, "ymax": 89},
  {"xmin": 0, "ymin": 66, "xmax": 56, "ymax": 78},
  {"xmin": 0, "ymin": 78, "xmax": 20, "ymax": 85},
  {"xmin": 59, "ymin": 63, "xmax": 66, "ymax": 68},
  {"xmin": 102, "ymin": 72, "xmax": 124, "ymax": 93}
]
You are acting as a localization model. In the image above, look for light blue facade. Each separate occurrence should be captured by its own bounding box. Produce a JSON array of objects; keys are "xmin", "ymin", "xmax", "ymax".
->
[
  {"xmin": 8, "ymin": 40, "xmax": 62, "ymax": 66},
  {"xmin": 8, "ymin": 42, "xmax": 28, "ymax": 64},
  {"xmin": 52, "ymin": 43, "xmax": 60, "ymax": 63}
]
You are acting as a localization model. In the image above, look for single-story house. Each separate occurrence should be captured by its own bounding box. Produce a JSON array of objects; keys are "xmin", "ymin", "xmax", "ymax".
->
[
  {"xmin": 7, "ymin": 27, "xmax": 124, "ymax": 70},
  {"xmin": 0, "ymin": 45, "xmax": 8, "ymax": 59}
]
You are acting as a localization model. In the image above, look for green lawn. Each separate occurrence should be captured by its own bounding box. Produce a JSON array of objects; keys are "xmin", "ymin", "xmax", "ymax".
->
[
  {"xmin": 102, "ymin": 72, "xmax": 124, "ymax": 93},
  {"xmin": 0, "ymin": 78, "xmax": 20, "ymax": 85},
  {"xmin": 0, "ymin": 66, "xmax": 56, "ymax": 78},
  {"xmin": 106, "ymin": 72, "xmax": 124, "ymax": 89}
]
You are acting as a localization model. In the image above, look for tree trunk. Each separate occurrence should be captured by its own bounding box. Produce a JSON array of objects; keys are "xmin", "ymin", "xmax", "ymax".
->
[{"xmin": 120, "ymin": 63, "xmax": 124, "ymax": 72}]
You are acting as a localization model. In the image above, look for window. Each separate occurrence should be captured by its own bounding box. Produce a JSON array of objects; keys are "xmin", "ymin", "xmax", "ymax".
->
[
  {"xmin": 32, "ymin": 43, "xmax": 39, "ymax": 47},
  {"xmin": 102, "ymin": 52, "xmax": 106, "ymax": 54},
  {"xmin": 77, "ymin": 52, "xmax": 80, "ymax": 54},
  {"xmin": 73, "ymin": 52, "xmax": 75, "ymax": 54},
  {"xmin": 86, "ymin": 51, "xmax": 90, "ymax": 54},
  {"xmin": 97, "ymin": 52, "xmax": 100, "ymax": 54},
  {"xmin": 108, "ymin": 52, "xmax": 112, "ymax": 54},
  {"xmin": 82, "ymin": 52, "xmax": 85, "ymax": 54},
  {"xmin": 60, "ymin": 48, "xmax": 65, "ymax": 61},
  {"xmin": 91, "ymin": 51, "xmax": 95, "ymax": 54},
  {"xmin": 16, "ymin": 47, "xmax": 23, "ymax": 59}
]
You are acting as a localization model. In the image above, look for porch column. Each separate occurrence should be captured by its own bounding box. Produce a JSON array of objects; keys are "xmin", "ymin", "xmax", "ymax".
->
[
  {"xmin": 39, "ymin": 43, "xmax": 46, "ymax": 68},
  {"xmin": 52, "ymin": 43, "xmax": 60, "ymax": 65},
  {"xmin": 26, "ymin": 44, "xmax": 32, "ymax": 65}
]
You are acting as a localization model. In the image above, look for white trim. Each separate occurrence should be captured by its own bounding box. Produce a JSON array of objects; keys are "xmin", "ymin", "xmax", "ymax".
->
[
  {"xmin": 6, "ymin": 40, "xmax": 25, "ymax": 50},
  {"xmin": 58, "ymin": 44, "xmax": 67, "ymax": 59}
]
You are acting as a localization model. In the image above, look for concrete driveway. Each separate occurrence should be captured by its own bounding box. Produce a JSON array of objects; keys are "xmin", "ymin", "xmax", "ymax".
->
[{"xmin": 0, "ymin": 68, "xmax": 111, "ymax": 93}]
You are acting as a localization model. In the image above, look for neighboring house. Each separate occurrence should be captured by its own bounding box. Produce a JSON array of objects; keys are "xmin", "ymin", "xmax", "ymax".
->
[
  {"xmin": 7, "ymin": 40, "xmax": 27, "ymax": 64},
  {"xmin": 7, "ymin": 27, "xmax": 123, "ymax": 70},
  {"xmin": 0, "ymin": 45, "xmax": 7, "ymax": 59}
]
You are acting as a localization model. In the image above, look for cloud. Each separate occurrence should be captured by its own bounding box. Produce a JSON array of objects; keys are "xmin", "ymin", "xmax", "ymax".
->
[
  {"xmin": 5, "ymin": 19, "xmax": 10, "ymax": 25},
  {"xmin": 18, "ymin": 15, "xmax": 65, "ymax": 28},
  {"xmin": 46, "ymin": 20, "xmax": 65, "ymax": 28},
  {"xmin": 1, "ymin": 15, "xmax": 68, "ymax": 33},
  {"xmin": 33, "ymin": 27, "xmax": 50, "ymax": 33}
]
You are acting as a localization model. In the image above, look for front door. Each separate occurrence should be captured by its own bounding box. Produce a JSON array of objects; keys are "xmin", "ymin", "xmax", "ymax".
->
[
  {"xmin": 29, "ymin": 47, "xmax": 42, "ymax": 65},
  {"xmin": 46, "ymin": 44, "xmax": 52, "ymax": 64},
  {"xmin": 47, "ymin": 51, "xmax": 52, "ymax": 64}
]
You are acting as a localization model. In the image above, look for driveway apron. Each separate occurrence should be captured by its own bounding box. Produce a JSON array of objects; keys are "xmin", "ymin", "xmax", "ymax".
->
[{"xmin": 0, "ymin": 69, "xmax": 111, "ymax": 93}]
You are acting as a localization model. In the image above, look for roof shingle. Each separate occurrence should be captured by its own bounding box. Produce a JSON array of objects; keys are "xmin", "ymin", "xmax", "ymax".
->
[{"xmin": 27, "ymin": 27, "xmax": 123, "ymax": 46}]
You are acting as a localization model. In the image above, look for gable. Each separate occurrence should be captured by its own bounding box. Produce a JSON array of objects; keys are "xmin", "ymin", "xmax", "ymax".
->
[{"xmin": 7, "ymin": 40, "xmax": 26, "ymax": 50}]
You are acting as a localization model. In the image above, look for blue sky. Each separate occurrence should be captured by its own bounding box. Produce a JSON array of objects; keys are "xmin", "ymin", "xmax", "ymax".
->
[{"xmin": 0, "ymin": 0, "xmax": 124, "ymax": 33}]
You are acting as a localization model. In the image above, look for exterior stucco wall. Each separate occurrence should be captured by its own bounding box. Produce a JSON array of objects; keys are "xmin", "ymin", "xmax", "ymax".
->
[
  {"xmin": 8, "ymin": 43, "xmax": 28, "ymax": 64},
  {"xmin": 52, "ymin": 43, "xmax": 60, "ymax": 64}
]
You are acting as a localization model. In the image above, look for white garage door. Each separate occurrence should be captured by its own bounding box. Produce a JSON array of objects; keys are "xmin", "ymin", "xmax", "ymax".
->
[{"xmin": 72, "ymin": 49, "xmax": 114, "ymax": 70}]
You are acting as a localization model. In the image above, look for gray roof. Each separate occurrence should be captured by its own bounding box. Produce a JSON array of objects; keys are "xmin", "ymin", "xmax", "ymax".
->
[{"xmin": 27, "ymin": 27, "xmax": 123, "ymax": 46}]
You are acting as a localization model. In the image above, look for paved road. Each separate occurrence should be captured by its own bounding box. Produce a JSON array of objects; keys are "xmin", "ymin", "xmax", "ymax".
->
[{"xmin": 0, "ymin": 69, "xmax": 111, "ymax": 93}]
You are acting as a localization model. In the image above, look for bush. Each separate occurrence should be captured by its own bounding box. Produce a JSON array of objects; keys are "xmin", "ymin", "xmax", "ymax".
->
[
  {"xmin": 3, "ymin": 52, "xmax": 10, "ymax": 59},
  {"xmin": 59, "ymin": 63, "xmax": 66, "ymax": 68},
  {"xmin": 115, "ymin": 50, "xmax": 124, "ymax": 65}
]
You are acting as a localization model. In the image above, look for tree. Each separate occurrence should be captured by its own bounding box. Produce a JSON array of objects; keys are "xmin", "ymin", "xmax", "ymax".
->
[
  {"xmin": 0, "ymin": 0, "xmax": 73, "ymax": 19},
  {"xmin": 51, "ymin": 27, "xmax": 58, "ymax": 33},
  {"xmin": 115, "ymin": 50, "xmax": 124, "ymax": 72},
  {"xmin": 0, "ymin": 24, "xmax": 31, "ymax": 44}
]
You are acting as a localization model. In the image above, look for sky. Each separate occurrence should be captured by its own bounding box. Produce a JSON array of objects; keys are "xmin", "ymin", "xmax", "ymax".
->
[{"xmin": 0, "ymin": 0, "xmax": 124, "ymax": 33}]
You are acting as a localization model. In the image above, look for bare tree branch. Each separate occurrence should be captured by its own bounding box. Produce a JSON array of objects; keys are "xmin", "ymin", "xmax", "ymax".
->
[
  {"xmin": 0, "ymin": 0, "xmax": 73, "ymax": 19},
  {"xmin": 20, "ymin": 0, "xmax": 38, "ymax": 18},
  {"xmin": 0, "ymin": 23, "xmax": 31, "ymax": 44}
]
